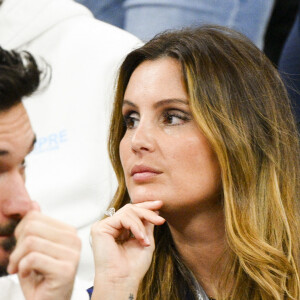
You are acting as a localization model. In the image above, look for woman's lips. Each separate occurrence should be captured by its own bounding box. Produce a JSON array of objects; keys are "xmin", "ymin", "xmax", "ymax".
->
[{"xmin": 131, "ymin": 165, "xmax": 162, "ymax": 182}]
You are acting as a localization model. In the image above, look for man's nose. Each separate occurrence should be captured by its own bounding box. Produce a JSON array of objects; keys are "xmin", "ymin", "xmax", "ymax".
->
[
  {"xmin": 1, "ymin": 171, "xmax": 34, "ymax": 219},
  {"xmin": 131, "ymin": 121, "xmax": 155, "ymax": 153}
]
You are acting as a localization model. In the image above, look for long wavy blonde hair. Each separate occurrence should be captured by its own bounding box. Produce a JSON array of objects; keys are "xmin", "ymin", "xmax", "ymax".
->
[{"xmin": 107, "ymin": 26, "xmax": 300, "ymax": 299}]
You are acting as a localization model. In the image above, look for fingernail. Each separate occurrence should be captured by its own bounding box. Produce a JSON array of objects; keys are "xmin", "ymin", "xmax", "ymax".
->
[{"xmin": 144, "ymin": 236, "xmax": 150, "ymax": 245}]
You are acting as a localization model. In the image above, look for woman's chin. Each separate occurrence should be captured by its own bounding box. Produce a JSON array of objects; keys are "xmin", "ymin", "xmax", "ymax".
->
[
  {"xmin": 129, "ymin": 186, "xmax": 164, "ymax": 204},
  {"xmin": 130, "ymin": 197, "xmax": 162, "ymax": 205}
]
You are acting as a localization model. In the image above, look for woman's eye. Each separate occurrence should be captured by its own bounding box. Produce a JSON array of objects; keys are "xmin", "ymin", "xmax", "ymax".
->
[
  {"xmin": 123, "ymin": 112, "xmax": 140, "ymax": 129},
  {"xmin": 163, "ymin": 110, "xmax": 191, "ymax": 125}
]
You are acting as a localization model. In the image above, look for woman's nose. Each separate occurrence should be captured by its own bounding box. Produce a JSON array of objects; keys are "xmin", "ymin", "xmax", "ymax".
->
[{"xmin": 131, "ymin": 120, "xmax": 155, "ymax": 154}]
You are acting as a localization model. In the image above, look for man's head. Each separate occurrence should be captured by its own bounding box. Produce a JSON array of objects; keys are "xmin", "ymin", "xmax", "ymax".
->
[{"xmin": 0, "ymin": 47, "xmax": 40, "ymax": 275}]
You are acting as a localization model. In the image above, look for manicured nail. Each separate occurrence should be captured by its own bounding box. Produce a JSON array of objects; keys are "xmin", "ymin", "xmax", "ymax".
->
[{"xmin": 144, "ymin": 236, "xmax": 150, "ymax": 245}]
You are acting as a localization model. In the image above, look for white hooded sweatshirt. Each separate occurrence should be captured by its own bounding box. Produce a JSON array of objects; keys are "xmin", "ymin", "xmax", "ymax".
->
[{"xmin": 0, "ymin": 0, "xmax": 140, "ymax": 298}]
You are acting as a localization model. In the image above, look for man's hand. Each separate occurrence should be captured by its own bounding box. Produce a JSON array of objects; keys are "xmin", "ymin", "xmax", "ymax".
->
[{"xmin": 7, "ymin": 211, "xmax": 81, "ymax": 300}]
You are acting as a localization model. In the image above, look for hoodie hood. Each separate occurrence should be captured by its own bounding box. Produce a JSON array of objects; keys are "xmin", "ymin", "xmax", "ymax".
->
[{"xmin": 0, "ymin": 0, "xmax": 92, "ymax": 49}]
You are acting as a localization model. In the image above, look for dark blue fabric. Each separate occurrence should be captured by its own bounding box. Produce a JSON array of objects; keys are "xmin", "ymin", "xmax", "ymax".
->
[
  {"xmin": 278, "ymin": 5, "xmax": 300, "ymax": 128},
  {"xmin": 87, "ymin": 286, "xmax": 93, "ymax": 299}
]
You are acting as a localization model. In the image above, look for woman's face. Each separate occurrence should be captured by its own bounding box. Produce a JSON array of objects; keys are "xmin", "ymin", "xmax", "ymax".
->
[{"xmin": 119, "ymin": 57, "xmax": 222, "ymax": 214}]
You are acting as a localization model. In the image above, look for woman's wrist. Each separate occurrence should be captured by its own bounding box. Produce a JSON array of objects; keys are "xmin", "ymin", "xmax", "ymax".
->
[{"xmin": 92, "ymin": 276, "xmax": 139, "ymax": 300}]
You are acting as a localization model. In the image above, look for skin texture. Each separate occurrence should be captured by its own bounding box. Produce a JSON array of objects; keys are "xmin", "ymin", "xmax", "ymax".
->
[
  {"xmin": 91, "ymin": 201, "xmax": 165, "ymax": 300},
  {"xmin": 120, "ymin": 57, "xmax": 221, "ymax": 215},
  {"xmin": 91, "ymin": 58, "xmax": 224, "ymax": 299},
  {"xmin": 0, "ymin": 103, "xmax": 81, "ymax": 300},
  {"xmin": 0, "ymin": 103, "xmax": 35, "ymax": 273}
]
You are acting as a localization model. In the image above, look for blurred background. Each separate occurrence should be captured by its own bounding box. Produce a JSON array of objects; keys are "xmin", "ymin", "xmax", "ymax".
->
[
  {"xmin": 76, "ymin": 0, "xmax": 298, "ymax": 66},
  {"xmin": 76, "ymin": 0, "xmax": 300, "ymax": 126}
]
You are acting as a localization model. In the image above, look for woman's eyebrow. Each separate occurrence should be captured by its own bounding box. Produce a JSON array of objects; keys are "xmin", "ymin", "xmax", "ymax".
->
[
  {"xmin": 122, "ymin": 98, "xmax": 188, "ymax": 109},
  {"xmin": 122, "ymin": 100, "xmax": 137, "ymax": 108},
  {"xmin": 153, "ymin": 98, "xmax": 189, "ymax": 109}
]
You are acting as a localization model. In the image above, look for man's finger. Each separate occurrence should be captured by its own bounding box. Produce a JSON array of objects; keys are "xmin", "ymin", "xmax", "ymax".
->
[
  {"xmin": 7, "ymin": 236, "xmax": 80, "ymax": 274},
  {"xmin": 15, "ymin": 211, "xmax": 76, "ymax": 238},
  {"xmin": 18, "ymin": 251, "xmax": 77, "ymax": 282},
  {"xmin": 15, "ymin": 219, "xmax": 79, "ymax": 248}
]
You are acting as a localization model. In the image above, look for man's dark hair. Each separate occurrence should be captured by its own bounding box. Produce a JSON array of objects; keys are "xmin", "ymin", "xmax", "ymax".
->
[{"xmin": 0, "ymin": 46, "xmax": 41, "ymax": 111}]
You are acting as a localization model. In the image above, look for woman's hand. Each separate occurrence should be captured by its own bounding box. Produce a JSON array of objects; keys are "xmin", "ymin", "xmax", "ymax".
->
[
  {"xmin": 90, "ymin": 200, "xmax": 165, "ymax": 300},
  {"xmin": 7, "ymin": 210, "xmax": 81, "ymax": 300}
]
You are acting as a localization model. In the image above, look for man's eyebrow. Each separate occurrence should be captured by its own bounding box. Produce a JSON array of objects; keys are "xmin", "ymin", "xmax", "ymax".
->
[
  {"xmin": 28, "ymin": 134, "xmax": 37, "ymax": 154},
  {"xmin": 0, "ymin": 149, "xmax": 8, "ymax": 156},
  {"xmin": 122, "ymin": 98, "xmax": 189, "ymax": 109},
  {"xmin": 0, "ymin": 134, "xmax": 37, "ymax": 157}
]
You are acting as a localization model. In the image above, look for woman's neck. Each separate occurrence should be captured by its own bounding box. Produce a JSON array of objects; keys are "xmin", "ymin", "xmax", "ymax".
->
[{"xmin": 165, "ymin": 200, "xmax": 226, "ymax": 298}]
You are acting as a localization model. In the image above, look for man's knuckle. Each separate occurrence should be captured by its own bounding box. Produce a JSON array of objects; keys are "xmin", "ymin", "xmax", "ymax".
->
[
  {"xmin": 61, "ymin": 261, "xmax": 76, "ymax": 276},
  {"xmin": 25, "ymin": 252, "xmax": 38, "ymax": 265},
  {"xmin": 23, "ymin": 223, "xmax": 33, "ymax": 235},
  {"xmin": 24, "ymin": 235, "xmax": 36, "ymax": 250}
]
